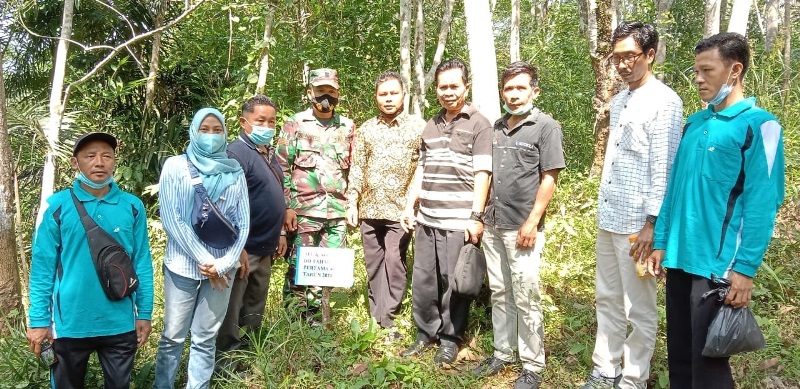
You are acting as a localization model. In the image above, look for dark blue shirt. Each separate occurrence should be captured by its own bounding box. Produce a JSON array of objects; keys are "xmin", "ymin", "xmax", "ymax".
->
[{"xmin": 228, "ymin": 135, "xmax": 286, "ymax": 256}]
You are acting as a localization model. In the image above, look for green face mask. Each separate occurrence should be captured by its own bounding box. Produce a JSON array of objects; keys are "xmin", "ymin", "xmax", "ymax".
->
[{"xmin": 503, "ymin": 101, "xmax": 534, "ymax": 116}]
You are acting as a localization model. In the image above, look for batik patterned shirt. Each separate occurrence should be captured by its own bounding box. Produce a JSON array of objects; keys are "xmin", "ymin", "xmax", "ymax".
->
[
  {"xmin": 276, "ymin": 108, "xmax": 356, "ymax": 220},
  {"xmin": 346, "ymin": 112, "xmax": 425, "ymax": 221}
]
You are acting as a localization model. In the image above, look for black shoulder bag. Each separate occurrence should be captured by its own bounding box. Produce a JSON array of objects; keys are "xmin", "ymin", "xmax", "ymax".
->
[
  {"xmin": 71, "ymin": 190, "xmax": 139, "ymax": 301},
  {"xmin": 186, "ymin": 157, "xmax": 240, "ymax": 249}
]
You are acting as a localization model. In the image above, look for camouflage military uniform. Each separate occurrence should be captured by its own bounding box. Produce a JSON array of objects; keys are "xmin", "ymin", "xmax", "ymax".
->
[{"xmin": 276, "ymin": 107, "xmax": 355, "ymax": 305}]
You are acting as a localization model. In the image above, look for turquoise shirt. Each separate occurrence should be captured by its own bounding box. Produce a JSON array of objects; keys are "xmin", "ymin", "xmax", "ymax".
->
[
  {"xmin": 654, "ymin": 97, "xmax": 785, "ymax": 279},
  {"xmin": 28, "ymin": 181, "xmax": 154, "ymax": 338}
]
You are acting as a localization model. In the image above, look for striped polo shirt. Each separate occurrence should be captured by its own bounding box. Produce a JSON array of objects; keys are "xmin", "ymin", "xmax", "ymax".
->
[{"xmin": 417, "ymin": 103, "xmax": 493, "ymax": 231}]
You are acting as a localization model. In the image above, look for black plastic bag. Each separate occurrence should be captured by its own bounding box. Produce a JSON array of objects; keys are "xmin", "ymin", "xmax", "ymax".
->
[{"xmin": 701, "ymin": 275, "xmax": 766, "ymax": 358}]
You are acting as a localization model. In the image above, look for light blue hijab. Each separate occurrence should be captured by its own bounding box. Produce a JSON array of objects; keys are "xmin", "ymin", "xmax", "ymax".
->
[{"xmin": 186, "ymin": 108, "xmax": 242, "ymax": 202}]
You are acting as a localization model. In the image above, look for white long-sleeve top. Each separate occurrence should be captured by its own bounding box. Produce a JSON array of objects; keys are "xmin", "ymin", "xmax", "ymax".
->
[
  {"xmin": 598, "ymin": 77, "xmax": 684, "ymax": 234},
  {"xmin": 158, "ymin": 155, "xmax": 250, "ymax": 279}
]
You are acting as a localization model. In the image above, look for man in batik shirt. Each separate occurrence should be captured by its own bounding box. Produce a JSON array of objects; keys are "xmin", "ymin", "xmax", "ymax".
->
[
  {"xmin": 346, "ymin": 71, "xmax": 425, "ymax": 338},
  {"xmin": 277, "ymin": 68, "xmax": 356, "ymax": 313}
]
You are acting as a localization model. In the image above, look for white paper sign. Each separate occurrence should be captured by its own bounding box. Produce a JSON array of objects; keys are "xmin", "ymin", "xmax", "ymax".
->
[{"xmin": 294, "ymin": 247, "xmax": 355, "ymax": 287}]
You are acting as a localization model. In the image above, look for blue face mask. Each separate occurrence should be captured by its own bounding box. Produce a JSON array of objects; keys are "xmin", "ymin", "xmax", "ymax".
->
[
  {"xmin": 502, "ymin": 101, "xmax": 534, "ymax": 116},
  {"xmin": 77, "ymin": 171, "xmax": 114, "ymax": 189},
  {"xmin": 246, "ymin": 120, "xmax": 276, "ymax": 146},
  {"xmin": 708, "ymin": 67, "xmax": 735, "ymax": 107},
  {"xmin": 197, "ymin": 133, "xmax": 226, "ymax": 154}
]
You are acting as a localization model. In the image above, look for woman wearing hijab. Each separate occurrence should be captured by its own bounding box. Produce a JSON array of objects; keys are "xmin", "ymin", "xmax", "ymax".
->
[{"xmin": 154, "ymin": 108, "xmax": 250, "ymax": 389}]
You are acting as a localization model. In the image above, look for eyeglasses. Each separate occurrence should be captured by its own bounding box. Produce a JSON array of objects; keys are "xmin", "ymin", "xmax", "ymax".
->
[{"xmin": 609, "ymin": 52, "xmax": 643, "ymax": 66}]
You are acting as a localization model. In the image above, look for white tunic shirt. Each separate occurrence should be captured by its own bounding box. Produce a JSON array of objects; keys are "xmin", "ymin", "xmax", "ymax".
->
[{"xmin": 598, "ymin": 77, "xmax": 684, "ymax": 234}]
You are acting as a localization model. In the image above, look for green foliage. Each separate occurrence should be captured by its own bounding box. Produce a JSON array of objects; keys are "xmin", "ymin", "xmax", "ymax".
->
[{"xmin": 3, "ymin": 0, "xmax": 799, "ymax": 387}]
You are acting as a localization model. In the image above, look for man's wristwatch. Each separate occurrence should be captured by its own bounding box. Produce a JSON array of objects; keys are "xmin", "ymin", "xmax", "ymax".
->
[
  {"xmin": 469, "ymin": 211, "xmax": 484, "ymax": 223},
  {"xmin": 646, "ymin": 215, "xmax": 657, "ymax": 225}
]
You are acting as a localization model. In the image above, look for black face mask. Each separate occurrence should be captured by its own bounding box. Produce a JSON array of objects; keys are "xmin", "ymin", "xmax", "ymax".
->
[{"xmin": 313, "ymin": 94, "xmax": 339, "ymax": 113}]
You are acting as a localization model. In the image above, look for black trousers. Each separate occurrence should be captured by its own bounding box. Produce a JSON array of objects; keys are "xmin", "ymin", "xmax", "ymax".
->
[
  {"xmin": 666, "ymin": 269, "xmax": 734, "ymax": 389},
  {"xmin": 411, "ymin": 225, "xmax": 471, "ymax": 346},
  {"xmin": 361, "ymin": 219, "xmax": 411, "ymax": 328},
  {"xmin": 52, "ymin": 330, "xmax": 138, "ymax": 389}
]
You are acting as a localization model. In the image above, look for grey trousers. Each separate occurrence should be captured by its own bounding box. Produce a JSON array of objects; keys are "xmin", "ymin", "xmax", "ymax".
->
[
  {"xmin": 411, "ymin": 224, "xmax": 471, "ymax": 346},
  {"xmin": 360, "ymin": 219, "xmax": 411, "ymax": 328},
  {"xmin": 216, "ymin": 253, "xmax": 273, "ymax": 353}
]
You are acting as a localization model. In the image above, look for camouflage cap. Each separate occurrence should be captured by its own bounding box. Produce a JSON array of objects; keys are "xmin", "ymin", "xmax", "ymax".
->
[{"xmin": 309, "ymin": 68, "xmax": 340, "ymax": 89}]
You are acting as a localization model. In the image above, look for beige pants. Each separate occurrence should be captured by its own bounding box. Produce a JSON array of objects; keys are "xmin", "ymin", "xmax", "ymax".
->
[
  {"xmin": 482, "ymin": 226, "xmax": 546, "ymax": 373},
  {"xmin": 590, "ymin": 229, "xmax": 658, "ymax": 389}
]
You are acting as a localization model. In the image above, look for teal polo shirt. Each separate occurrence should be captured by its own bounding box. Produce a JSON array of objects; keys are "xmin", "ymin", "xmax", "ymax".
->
[
  {"xmin": 654, "ymin": 97, "xmax": 785, "ymax": 279},
  {"xmin": 28, "ymin": 181, "xmax": 154, "ymax": 338}
]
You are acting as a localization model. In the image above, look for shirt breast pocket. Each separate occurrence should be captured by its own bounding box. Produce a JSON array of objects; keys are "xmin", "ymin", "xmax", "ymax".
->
[
  {"xmin": 619, "ymin": 122, "xmax": 648, "ymax": 155},
  {"xmin": 515, "ymin": 147, "xmax": 540, "ymax": 171},
  {"xmin": 700, "ymin": 142, "xmax": 741, "ymax": 184},
  {"xmin": 333, "ymin": 142, "xmax": 351, "ymax": 169},
  {"xmin": 450, "ymin": 129, "xmax": 473, "ymax": 154},
  {"xmin": 294, "ymin": 143, "xmax": 318, "ymax": 169}
]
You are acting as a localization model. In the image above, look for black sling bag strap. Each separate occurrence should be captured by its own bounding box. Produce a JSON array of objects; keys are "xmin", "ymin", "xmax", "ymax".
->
[{"xmin": 71, "ymin": 190, "xmax": 139, "ymax": 301}]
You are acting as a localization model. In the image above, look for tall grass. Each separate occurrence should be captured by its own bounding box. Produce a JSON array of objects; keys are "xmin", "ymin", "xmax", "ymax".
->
[{"xmin": 2, "ymin": 168, "xmax": 797, "ymax": 388}]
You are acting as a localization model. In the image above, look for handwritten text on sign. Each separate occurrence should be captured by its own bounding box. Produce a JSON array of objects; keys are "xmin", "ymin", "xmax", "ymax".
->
[{"xmin": 294, "ymin": 247, "xmax": 355, "ymax": 287}]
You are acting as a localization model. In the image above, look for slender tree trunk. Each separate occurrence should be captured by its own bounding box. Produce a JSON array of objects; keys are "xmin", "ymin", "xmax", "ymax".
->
[
  {"xmin": 400, "ymin": 0, "xmax": 413, "ymax": 110},
  {"xmin": 704, "ymin": 0, "xmax": 721, "ymax": 38},
  {"xmin": 589, "ymin": 0, "xmax": 618, "ymax": 176},
  {"xmin": 586, "ymin": 0, "xmax": 599, "ymax": 54},
  {"xmin": 412, "ymin": 0, "xmax": 426, "ymax": 115},
  {"xmin": 144, "ymin": 0, "xmax": 165, "ymax": 113},
  {"xmin": 782, "ymin": 0, "xmax": 791, "ymax": 98},
  {"xmin": 38, "ymin": 0, "xmax": 74, "ymax": 227},
  {"xmin": 0, "ymin": 49, "xmax": 23, "ymax": 330},
  {"xmin": 540, "ymin": 0, "xmax": 549, "ymax": 21},
  {"xmin": 655, "ymin": 0, "xmax": 675, "ymax": 79},
  {"xmin": 727, "ymin": 0, "xmax": 751, "ymax": 35},
  {"xmin": 407, "ymin": 0, "xmax": 455, "ymax": 115},
  {"xmin": 578, "ymin": 0, "xmax": 589, "ymax": 35},
  {"xmin": 764, "ymin": 0, "xmax": 781, "ymax": 52},
  {"xmin": 423, "ymin": 0, "xmax": 455, "ymax": 87},
  {"xmin": 464, "ymin": 0, "xmax": 501, "ymax": 123},
  {"xmin": 255, "ymin": 4, "xmax": 276, "ymax": 95},
  {"xmin": 511, "ymin": 0, "xmax": 520, "ymax": 62},
  {"xmin": 14, "ymin": 162, "xmax": 28, "ymax": 298}
]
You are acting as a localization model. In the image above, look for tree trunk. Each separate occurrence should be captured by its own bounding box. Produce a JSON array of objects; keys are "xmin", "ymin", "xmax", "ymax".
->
[
  {"xmin": 411, "ymin": 0, "xmax": 426, "ymax": 115},
  {"xmin": 144, "ymin": 0, "xmax": 165, "ymax": 114},
  {"xmin": 406, "ymin": 0, "xmax": 454, "ymax": 115},
  {"xmin": 255, "ymin": 4, "xmax": 276, "ymax": 95},
  {"xmin": 589, "ymin": 0, "xmax": 618, "ymax": 176},
  {"xmin": 511, "ymin": 0, "xmax": 520, "ymax": 62},
  {"xmin": 782, "ymin": 0, "xmax": 791, "ymax": 99},
  {"xmin": 586, "ymin": 0, "xmax": 599, "ymax": 54},
  {"xmin": 727, "ymin": 0, "xmax": 751, "ymax": 35},
  {"xmin": 400, "ymin": 0, "xmax": 413, "ymax": 110},
  {"xmin": 423, "ymin": 0, "xmax": 455, "ymax": 87},
  {"xmin": 37, "ymin": 0, "xmax": 75, "ymax": 227},
  {"xmin": 464, "ymin": 0, "xmax": 501, "ymax": 123},
  {"xmin": 540, "ymin": 0, "xmax": 549, "ymax": 21},
  {"xmin": 577, "ymin": 0, "xmax": 589, "ymax": 35},
  {"xmin": 0, "ymin": 49, "xmax": 23, "ymax": 331},
  {"xmin": 764, "ymin": 0, "xmax": 781, "ymax": 52},
  {"xmin": 704, "ymin": 0, "xmax": 721, "ymax": 38},
  {"xmin": 655, "ymin": 0, "xmax": 676, "ymax": 78}
]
